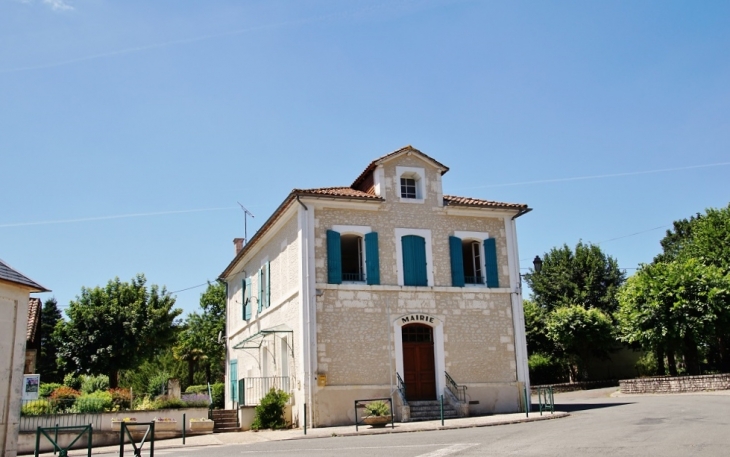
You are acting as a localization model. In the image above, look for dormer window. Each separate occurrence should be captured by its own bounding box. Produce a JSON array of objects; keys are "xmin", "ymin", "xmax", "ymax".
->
[{"xmin": 396, "ymin": 166, "xmax": 426, "ymax": 203}]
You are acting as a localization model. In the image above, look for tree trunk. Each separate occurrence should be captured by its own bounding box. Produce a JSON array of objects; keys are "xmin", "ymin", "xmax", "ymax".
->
[
  {"xmin": 683, "ymin": 334, "xmax": 701, "ymax": 375},
  {"xmin": 187, "ymin": 360, "xmax": 195, "ymax": 388},
  {"xmin": 667, "ymin": 351, "xmax": 678, "ymax": 376},
  {"xmin": 205, "ymin": 362, "xmax": 212, "ymax": 385},
  {"xmin": 109, "ymin": 370, "xmax": 119, "ymax": 389},
  {"xmin": 655, "ymin": 347, "xmax": 666, "ymax": 376}
]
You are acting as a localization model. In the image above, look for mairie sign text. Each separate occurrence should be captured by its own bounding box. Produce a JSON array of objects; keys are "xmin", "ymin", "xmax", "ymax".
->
[{"xmin": 401, "ymin": 314, "xmax": 435, "ymax": 325}]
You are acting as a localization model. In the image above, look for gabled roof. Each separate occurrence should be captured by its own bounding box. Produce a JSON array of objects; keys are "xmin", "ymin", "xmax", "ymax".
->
[
  {"xmin": 293, "ymin": 187, "xmax": 383, "ymax": 200},
  {"xmin": 351, "ymin": 145, "xmax": 450, "ymax": 189},
  {"xmin": 0, "ymin": 258, "xmax": 50, "ymax": 292},
  {"xmin": 27, "ymin": 298, "xmax": 41, "ymax": 343}
]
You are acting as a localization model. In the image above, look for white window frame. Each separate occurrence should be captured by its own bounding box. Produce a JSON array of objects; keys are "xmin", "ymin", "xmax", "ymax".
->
[
  {"xmin": 454, "ymin": 231, "xmax": 490, "ymax": 287},
  {"xmin": 332, "ymin": 225, "xmax": 371, "ymax": 284},
  {"xmin": 396, "ymin": 166, "xmax": 426, "ymax": 203},
  {"xmin": 395, "ymin": 228, "xmax": 434, "ymax": 286}
]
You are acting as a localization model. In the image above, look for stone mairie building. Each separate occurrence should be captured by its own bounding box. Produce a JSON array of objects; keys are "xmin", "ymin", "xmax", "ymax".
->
[{"xmin": 219, "ymin": 146, "xmax": 532, "ymax": 428}]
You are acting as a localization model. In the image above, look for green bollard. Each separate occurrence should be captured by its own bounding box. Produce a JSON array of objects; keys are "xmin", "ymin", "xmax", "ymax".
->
[
  {"xmin": 183, "ymin": 413, "xmax": 186, "ymax": 445},
  {"xmin": 304, "ymin": 403, "xmax": 307, "ymax": 435},
  {"xmin": 524, "ymin": 386, "xmax": 529, "ymax": 417},
  {"xmin": 440, "ymin": 395, "xmax": 444, "ymax": 426}
]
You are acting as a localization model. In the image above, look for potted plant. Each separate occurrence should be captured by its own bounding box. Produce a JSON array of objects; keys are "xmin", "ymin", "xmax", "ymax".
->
[
  {"xmin": 189, "ymin": 417, "xmax": 215, "ymax": 433},
  {"xmin": 111, "ymin": 417, "xmax": 137, "ymax": 431},
  {"xmin": 153, "ymin": 417, "xmax": 178, "ymax": 432},
  {"xmin": 362, "ymin": 400, "xmax": 392, "ymax": 427}
]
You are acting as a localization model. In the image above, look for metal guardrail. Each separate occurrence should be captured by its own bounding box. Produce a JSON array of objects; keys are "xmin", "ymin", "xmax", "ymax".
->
[
  {"xmin": 444, "ymin": 371, "xmax": 467, "ymax": 403},
  {"xmin": 34, "ymin": 424, "xmax": 93, "ymax": 457},
  {"xmin": 354, "ymin": 398, "xmax": 395, "ymax": 432},
  {"xmin": 240, "ymin": 376, "xmax": 291, "ymax": 406},
  {"xmin": 120, "ymin": 421, "xmax": 155, "ymax": 457},
  {"xmin": 536, "ymin": 386, "xmax": 555, "ymax": 415},
  {"xmin": 396, "ymin": 373, "xmax": 408, "ymax": 406}
]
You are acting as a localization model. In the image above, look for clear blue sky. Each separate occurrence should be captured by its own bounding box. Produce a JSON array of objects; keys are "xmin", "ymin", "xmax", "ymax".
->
[{"xmin": 2, "ymin": 0, "xmax": 729, "ymax": 316}]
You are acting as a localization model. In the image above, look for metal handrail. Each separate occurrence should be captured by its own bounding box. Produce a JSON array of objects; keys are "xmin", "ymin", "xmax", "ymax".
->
[
  {"xmin": 445, "ymin": 371, "xmax": 467, "ymax": 403},
  {"xmin": 396, "ymin": 373, "xmax": 408, "ymax": 406}
]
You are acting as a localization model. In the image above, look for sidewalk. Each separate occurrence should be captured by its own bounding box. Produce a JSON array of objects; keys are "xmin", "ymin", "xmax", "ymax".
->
[{"xmin": 34, "ymin": 410, "xmax": 569, "ymax": 456}]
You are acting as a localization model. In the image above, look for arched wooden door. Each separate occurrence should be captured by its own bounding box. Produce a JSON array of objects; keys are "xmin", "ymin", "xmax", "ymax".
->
[{"xmin": 402, "ymin": 323, "xmax": 436, "ymax": 401}]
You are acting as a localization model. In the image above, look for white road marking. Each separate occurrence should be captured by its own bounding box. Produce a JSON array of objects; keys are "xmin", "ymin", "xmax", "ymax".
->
[
  {"xmin": 415, "ymin": 443, "xmax": 479, "ymax": 457},
  {"xmin": 237, "ymin": 444, "xmax": 453, "ymax": 453}
]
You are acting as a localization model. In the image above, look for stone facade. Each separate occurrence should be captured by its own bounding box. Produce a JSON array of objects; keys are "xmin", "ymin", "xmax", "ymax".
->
[
  {"xmin": 620, "ymin": 374, "xmax": 730, "ymax": 394},
  {"xmin": 221, "ymin": 147, "xmax": 531, "ymax": 428}
]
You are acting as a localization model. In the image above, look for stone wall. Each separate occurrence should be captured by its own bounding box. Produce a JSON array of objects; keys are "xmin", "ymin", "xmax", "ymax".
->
[{"xmin": 619, "ymin": 374, "xmax": 730, "ymax": 394}]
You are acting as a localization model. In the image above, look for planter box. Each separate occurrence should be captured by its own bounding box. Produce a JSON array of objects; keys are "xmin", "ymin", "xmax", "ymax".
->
[
  {"xmin": 190, "ymin": 420, "xmax": 214, "ymax": 433},
  {"xmin": 111, "ymin": 420, "xmax": 136, "ymax": 432},
  {"xmin": 154, "ymin": 421, "xmax": 178, "ymax": 432},
  {"xmin": 362, "ymin": 415, "xmax": 392, "ymax": 427}
]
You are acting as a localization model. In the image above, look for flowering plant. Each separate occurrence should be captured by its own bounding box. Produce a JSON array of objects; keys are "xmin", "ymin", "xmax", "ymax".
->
[{"xmin": 154, "ymin": 417, "xmax": 177, "ymax": 422}]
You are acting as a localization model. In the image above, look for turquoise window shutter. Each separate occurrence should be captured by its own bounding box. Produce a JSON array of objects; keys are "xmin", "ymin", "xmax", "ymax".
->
[
  {"xmin": 241, "ymin": 279, "xmax": 247, "ymax": 320},
  {"xmin": 449, "ymin": 236, "xmax": 465, "ymax": 287},
  {"xmin": 266, "ymin": 261, "xmax": 271, "ymax": 308},
  {"xmin": 244, "ymin": 278, "xmax": 252, "ymax": 320},
  {"xmin": 326, "ymin": 230, "xmax": 342, "ymax": 284},
  {"xmin": 402, "ymin": 235, "xmax": 428, "ymax": 286},
  {"xmin": 257, "ymin": 269, "xmax": 263, "ymax": 312},
  {"xmin": 484, "ymin": 238, "xmax": 500, "ymax": 288},
  {"xmin": 365, "ymin": 232, "xmax": 380, "ymax": 285},
  {"xmin": 230, "ymin": 359, "xmax": 238, "ymax": 401}
]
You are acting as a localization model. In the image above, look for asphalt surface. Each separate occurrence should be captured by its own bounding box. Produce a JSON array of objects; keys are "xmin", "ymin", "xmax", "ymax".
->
[{"xmin": 43, "ymin": 388, "xmax": 730, "ymax": 457}]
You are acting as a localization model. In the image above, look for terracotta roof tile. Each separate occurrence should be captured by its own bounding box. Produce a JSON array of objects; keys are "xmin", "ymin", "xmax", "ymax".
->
[
  {"xmin": 293, "ymin": 187, "xmax": 383, "ymax": 200},
  {"xmin": 27, "ymin": 298, "xmax": 41, "ymax": 343},
  {"xmin": 443, "ymin": 195, "xmax": 528, "ymax": 210}
]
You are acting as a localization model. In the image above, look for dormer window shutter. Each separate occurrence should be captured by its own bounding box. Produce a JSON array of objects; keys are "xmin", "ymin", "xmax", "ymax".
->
[
  {"xmin": 484, "ymin": 238, "xmax": 500, "ymax": 288},
  {"xmin": 449, "ymin": 236, "xmax": 465, "ymax": 287},
  {"xmin": 327, "ymin": 230, "xmax": 342, "ymax": 284},
  {"xmin": 365, "ymin": 232, "xmax": 380, "ymax": 285}
]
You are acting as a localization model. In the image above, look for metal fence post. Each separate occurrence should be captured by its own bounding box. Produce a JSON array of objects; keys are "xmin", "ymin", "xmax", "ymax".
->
[
  {"xmin": 182, "ymin": 413, "xmax": 186, "ymax": 445},
  {"xmin": 524, "ymin": 386, "xmax": 529, "ymax": 417},
  {"xmin": 440, "ymin": 395, "xmax": 444, "ymax": 426},
  {"xmin": 304, "ymin": 403, "xmax": 307, "ymax": 435}
]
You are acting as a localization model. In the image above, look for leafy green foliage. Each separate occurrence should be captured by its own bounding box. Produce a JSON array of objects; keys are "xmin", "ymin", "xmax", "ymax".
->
[
  {"xmin": 155, "ymin": 395, "xmax": 186, "ymax": 409},
  {"xmin": 63, "ymin": 373, "xmax": 82, "ymax": 391},
  {"xmin": 173, "ymin": 282, "xmax": 226, "ymax": 386},
  {"xmin": 39, "ymin": 383, "xmax": 62, "ymax": 398},
  {"xmin": 74, "ymin": 391, "xmax": 113, "ymax": 413},
  {"xmin": 528, "ymin": 353, "xmax": 568, "ymax": 385},
  {"xmin": 252, "ymin": 388, "xmax": 291, "ymax": 430},
  {"xmin": 524, "ymin": 241, "xmax": 625, "ymax": 314},
  {"xmin": 109, "ymin": 388, "xmax": 132, "ymax": 410},
  {"xmin": 545, "ymin": 305, "xmax": 615, "ymax": 381},
  {"xmin": 51, "ymin": 386, "xmax": 80, "ymax": 401},
  {"xmin": 210, "ymin": 383, "xmax": 224, "ymax": 409},
  {"xmin": 364, "ymin": 400, "xmax": 390, "ymax": 417},
  {"xmin": 38, "ymin": 297, "xmax": 64, "ymax": 383},
  {"xmin": 147, "ymin": 371, "xmax": 172, "ymax": 397},
  {"xmin": 56, "ymin": 274, "xmax": 182, "ymax": 388},
  {"xmin": 21, "ymin": 399, "xmax": 53, "ymax": 416},
  {"xmin": 80, "ymin": 374, "xmax": 110, "ymax": 394}
]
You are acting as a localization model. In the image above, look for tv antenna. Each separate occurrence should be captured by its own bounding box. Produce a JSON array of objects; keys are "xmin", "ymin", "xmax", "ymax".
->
[{"xmin": 237, "ymin": 202, "xmax": 255, "ymax": 245}]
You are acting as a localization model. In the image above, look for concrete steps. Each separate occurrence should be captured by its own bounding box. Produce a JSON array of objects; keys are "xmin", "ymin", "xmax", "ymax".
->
[
  {"xmin": 211, "ymin": 409, "xmax": 239, "ymax": 433},
  {"xmin": 409, "ymin": 400, "xmax": 459, "ymax": 422}
]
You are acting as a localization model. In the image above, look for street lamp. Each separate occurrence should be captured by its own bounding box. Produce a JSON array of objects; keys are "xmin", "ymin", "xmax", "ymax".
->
[{"xmin": 532, "ymin": 255, "xmax": 543, "ymax": 274}]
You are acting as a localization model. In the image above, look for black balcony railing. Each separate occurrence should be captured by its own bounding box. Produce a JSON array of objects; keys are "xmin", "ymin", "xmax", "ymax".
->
[
  {"xmin": 342, "ymin": 272, "xmax": 365, "ymax": 282},
  {"xmin": 464, "ymin": 276, "xmax": 484, "ymax": 285},
  {"xmin": 240, "ymin": 377, "xmax": 292, "ymax": 406}
]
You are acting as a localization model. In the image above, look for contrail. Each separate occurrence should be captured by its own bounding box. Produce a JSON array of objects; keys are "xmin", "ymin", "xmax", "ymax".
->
[
  {"xmin": 455, "ymin": 161, "xmax": 730, "ymax": 190},
  {"xmin": 0, "ymin": 206, "xmax": 238, "ymax": 228}
]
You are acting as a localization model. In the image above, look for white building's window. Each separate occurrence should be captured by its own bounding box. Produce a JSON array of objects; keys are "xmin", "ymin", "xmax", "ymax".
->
[
  {"xmin": 341, "ymin": 234, "xmax": 364, "ymax": 282},
  {"xmin": 396, "ymin": 166, "xmax": 426, "ymax": 203},
  {"xmin": 395, "ymin": 228, "xmax": 434, "ymax": 286}
]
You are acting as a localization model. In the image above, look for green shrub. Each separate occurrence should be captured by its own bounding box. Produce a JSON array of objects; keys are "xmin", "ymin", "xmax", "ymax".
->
[
  {"xmin": 133, "ymin": 396, "xmax": 159, "ymax": 411},
  {"xmin": 39, "ymin": 383, "xmax": 62, "ymax": 398},
  {"xmin": 251, "ymin": 388, "xmax": 290, "ymax": 430},
  {"xmin": 185, "ymin": 385, "xmax": 208, "ymax": 394},
  {"xmin": 155, "ymin": 395, "xmax": 186, "ymax": 409},
  {"xmin": 109, "ymin": 388, "xmax": 132, "ymax": 410},
  {"xmin": 63, "ymin": 373, "xmax": 82, "ymax": 391},
  {"xmin": 147, "ymin": 372, "xmax": 171, "ymax": 397},
  {"xmin": 210, "ymin": 383, "xmax": 224, "ymax": 409},
  {"xmin": 21, "ymin": 399, "xmax": 53, "ymax": 416},
  {"xmin": 528, "ymin": 353, "xmax": 568, "ymax": 385},
  {"xmin": 635, "ymin": 352, "xmax": 658, "ymax": 377},
  {"xmin": 80, "ymin": 375, "xmax": 109, "ymax": 394},
  {"xmin": 73, "ymin": 391, "xmax": 113, "ymax": 413},
  {"xmin": 364, "ymin": 400, "xmax": 390, "ymax": 417}
]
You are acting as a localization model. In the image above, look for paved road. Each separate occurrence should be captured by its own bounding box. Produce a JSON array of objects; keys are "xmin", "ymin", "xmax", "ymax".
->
[{"xmin": 93, "ymin": 389, "xmax": 730, "ymax": 456}]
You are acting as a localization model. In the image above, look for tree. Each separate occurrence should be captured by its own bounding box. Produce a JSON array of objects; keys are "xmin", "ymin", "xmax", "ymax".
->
[
  {"xmin": 617, "ymin": 258, "xmax": 730, "ymax": 375},
  {"xmin": 55, "ymin": 274, "xmax": 182, "ymax": 388},
  {"xmin": 37, "ymin": 297, "xmax": 64, "ymax": 383},
  {"xmin": 173, "ymin": 282, "xmax": 226, "ymax": 385},
  {"xmin": 524, "ymin": 241, "xmax": 625, "ymax": 315},
  {"xmin": 545, "ymin": 305, "xmax": 615, "ymax": 382}
]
